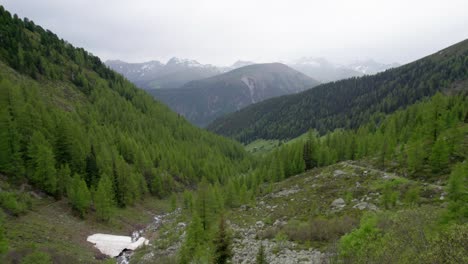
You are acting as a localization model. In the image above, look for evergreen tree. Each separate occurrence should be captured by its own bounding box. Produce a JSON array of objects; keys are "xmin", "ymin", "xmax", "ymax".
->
[
  {"xmin": 56, "ymin": 164, "xmax": 71, "ymax": 199},
  {"xmin": 444, "ymin": 163, "xmax": 468, "ymax": 223},
  {"xmin": 429, "ymin": 138, "xmax": 450, "ymax": 173},
  {"xmin": 85, "ymin": 145, "xmax": 99, "ymax": 188},
  {"xmin": 27, "ymin": 131, "xmax": 57, "ymax": 195},
  {"xmin": 179, "ymin": 213, "xmax": 205, "ymax": 264},
  {"xmin": 67, "ymin": 174, "xmax": 92, "ymax": 218},
  {"xmin": 195, "ymin": 178, "xmax": 215, "ymax": 230},
  {"xmin": 303, "ymin": 140, "xmax": 312, "ymax": 170},
  {"xmin": 213, "ymin": 215, "xmax": 232, "ymax": 264},
  {"xmin": 94, "ymin": 174, "xmax": 114, "ymax": 222}
]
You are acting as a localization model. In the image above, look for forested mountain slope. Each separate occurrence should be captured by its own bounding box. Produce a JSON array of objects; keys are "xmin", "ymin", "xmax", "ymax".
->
[
  {"xmin": 149, "ymin": 63, "xmax": 319, "ymax": 127},
  {"xmin": 148, "ymin": 92, "xmax": 468, "ymax": 263},
  {"xmin": 208, "ymin": 39, "xmax": 468, "ymax": 143},
  {"xmin": 0, "ymin": 6, "xmax": 249, "ymax": 216}
]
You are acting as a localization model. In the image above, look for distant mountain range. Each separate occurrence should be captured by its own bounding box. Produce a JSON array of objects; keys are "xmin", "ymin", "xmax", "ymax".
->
[
  {"xmin": 287, "ymin": 57, "xmax": 400, "ymax": 83},
  {"xmin": 106, "ymin": 58, "xmax": 221, "ymax": 89},
  {"xmin": 208, "ymin": 39, "xmax": 468, "ymax": 142},
  {"xmin": 148, "ymin": 63, "xmax": 320, "ymax": 127},
  {"xmin": 106, "ymin": 58, "xmax": 398, "ymax": 91}
]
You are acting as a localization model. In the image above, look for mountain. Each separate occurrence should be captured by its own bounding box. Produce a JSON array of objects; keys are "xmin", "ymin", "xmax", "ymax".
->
[
  {"xmin": 148, "ymin": 63, "xmax": 320, "ymax": 127},
  {"xmin": 106, "ymin": 57, "xmax": 221, "ymax": 90},
  {"xmin": 287, "ymin": 57, "xmax": 399, "ymax": 83},
  {"xmin": 105, "ymin": 59, "xmax": 165, "ymax": 87},
  {"xmin": 219, "ymin": 60, "xmax": 256, "ymax": 72},
  {"xmin": 0, "ymin": 6, "xmax": 249, "ymax": 219},
  {"xmin": 208, "ymin": 39, "xmax": 468, "ymax": 143},
  {"xmin": 288, "ymin": 57, "xmax": 364, "ymax": 83},
  {"xmin": 348, "ymin": 59, "xmax": 400, "ymax": 75}
]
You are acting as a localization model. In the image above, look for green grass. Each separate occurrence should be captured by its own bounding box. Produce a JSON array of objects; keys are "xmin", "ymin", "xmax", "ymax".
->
[
  {"xmin": 0, "ymin": 185, "xmax": 172, "ymax": 264},
  {"xmin": 226, "ymin": 161, "xmax": 446, "ymax": 250},
  {"xmin": 245, "ymin": 139, "xmax": 281, "ymax": 155}
]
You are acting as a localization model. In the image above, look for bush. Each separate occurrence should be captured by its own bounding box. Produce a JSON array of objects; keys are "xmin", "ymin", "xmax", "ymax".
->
[
  {"xmin": 283, "ymin": 216, "xmax": 358, "ymax": 243},
  {"xmin": 0, "ymin": 191, "xmax": 29, "ymax": 216}
]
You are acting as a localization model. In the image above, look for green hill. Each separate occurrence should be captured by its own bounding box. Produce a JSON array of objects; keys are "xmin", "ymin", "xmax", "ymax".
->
[
  {"xmin": 0, "ymin": 5, "xmax": 249, "ymax": 215},
  {"xmin": 149, "ymin": 63, "xmax": 319, "ymax": 127},
  {"xmin": 208, "ymin": 39, "xmax": 468, "ymax": 143}
]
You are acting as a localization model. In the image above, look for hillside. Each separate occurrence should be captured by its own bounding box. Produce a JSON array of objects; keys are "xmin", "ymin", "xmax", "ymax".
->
[
  {"xmin": 106, "ymin": 58, "xmax": 221, "ymax": 90},
  {"xmin": 208, "ymin": 39, "xmax": 468, "ymax": 143},
  {"xmin": 149, "ymin": 63, "xmax": 320, "ymax": 127},
  {"xmin": 134, "ymin": 91, "xmax": 468, "ymax": 263},
  {"xmin": 0, "ymin": 6, "xmax": 254, "ymax": 261}
]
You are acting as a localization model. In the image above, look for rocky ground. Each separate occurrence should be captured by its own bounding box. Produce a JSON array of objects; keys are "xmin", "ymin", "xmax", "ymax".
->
[{"xmin": 129, "ymin": 161, "xmax": 445, "ymax": 263}]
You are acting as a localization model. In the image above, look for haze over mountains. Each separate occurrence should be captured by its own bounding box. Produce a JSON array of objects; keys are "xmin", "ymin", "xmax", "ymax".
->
[
  {"xmin": 106, "ymin": 58, "xmax": 221, "ymax": 90},
  {"xmin": 209, "ymin": 39, "xmax": 468, "ymax": 142},
  {"xmin": 149, "ymin": 63, "xmax": 320, "ymax": 127},
  {"xmin": 107, "ymin": 57, "xmax": 399, "ymax": 90},
  {"xmin": 1, "ymin": 3, "xmax": 467, "ymax": 264},
  {"xmin": 106, "ymin": 57, "xmax": 398, "ymax": 127},
  {"xmin": 288, "ymin": 57, "xmax": 400, "ymax": 83}
]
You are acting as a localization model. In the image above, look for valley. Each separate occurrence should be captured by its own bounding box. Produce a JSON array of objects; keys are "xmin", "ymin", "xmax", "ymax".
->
[{"xmin": 0, "ymin": 3, "xmax": 467, "ymax": 264}]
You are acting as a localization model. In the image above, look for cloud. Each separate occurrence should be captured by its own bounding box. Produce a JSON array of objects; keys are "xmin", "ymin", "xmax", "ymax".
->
[{"xmin": 2, "ymin": 0, "xmax": 468, "ymax": 65}]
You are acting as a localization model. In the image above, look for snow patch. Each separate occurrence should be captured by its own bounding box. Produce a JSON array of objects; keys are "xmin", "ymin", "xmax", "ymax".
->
[
  {"xmin": 87, "ymin": 233, "xmax": 149, "ymax": 257},
  {"xmin": 241, "ymin": 76, "xmax": 257, "ymax": 103}
]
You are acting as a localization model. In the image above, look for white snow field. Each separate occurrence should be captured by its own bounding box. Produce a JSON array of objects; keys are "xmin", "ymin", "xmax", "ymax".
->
[{"xmin": 87, "ymin": 233, "xmax": 149, "ymax": 257}]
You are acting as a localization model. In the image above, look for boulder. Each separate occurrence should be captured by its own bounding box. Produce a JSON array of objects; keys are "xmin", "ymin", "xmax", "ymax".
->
[
  {"xmin": 331, "ymin": 198, "xmax": 346, "ymax": 210},
  {"xmin": 353, "ymin": 202, "xmax": 378, "ymax": 211}
]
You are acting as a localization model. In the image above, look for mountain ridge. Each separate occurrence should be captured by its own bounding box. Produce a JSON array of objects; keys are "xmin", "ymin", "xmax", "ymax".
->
[
  {"xmin": 208, "ymin": 39, "xmax": 468, "ymax": 143},
  {"xmin": 149, "ymin": 62, "xmax": 320, "ymax": 127}
]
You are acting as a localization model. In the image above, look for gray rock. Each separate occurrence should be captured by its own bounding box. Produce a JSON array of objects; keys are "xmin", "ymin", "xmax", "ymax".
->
[
  {"xmin": 353, "ymin": 202, "xmax": 378, "ymax": 211},
  {"xmin": 331, "ymin": 198, "xmax": 346, "ymax": 210},
  {"xmin": 256, "ymin": 221, "xmax": 265, "ymax": 229},
  {"xmin": 333, "ymin": 170, "xmax": 346, "ymax": 177},
  {"xmin": 273, "ymin": 219, "xmax": 287, "ymax": 227}
]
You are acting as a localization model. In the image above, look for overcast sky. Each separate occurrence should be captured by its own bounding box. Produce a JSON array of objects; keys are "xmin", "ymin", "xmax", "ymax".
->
[{"xmin": 2, "ymin": 0, "xmax": 467, "ymax": 66}]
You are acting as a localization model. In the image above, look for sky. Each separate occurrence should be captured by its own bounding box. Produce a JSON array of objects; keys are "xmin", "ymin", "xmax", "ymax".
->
[{"xmin": 2, "ymin": 0, "xmax": 467, "ymax": 66}]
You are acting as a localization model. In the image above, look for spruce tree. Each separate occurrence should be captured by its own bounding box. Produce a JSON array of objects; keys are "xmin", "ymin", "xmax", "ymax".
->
[
  {"xmin": 303, "ymin": 140, "xmax": 312, "ymax": 170},
  {"xmin": 27, "ymin": 131, "xmax": 57, "ymax": 195},
  {"xmin": 179, "ymin": 213, "xmax": 204, "ymax": 264},
  {"xmin": 94, "ymin": 174, "xmax": 114, "ymax": 221},
  {"xmin": 68, "ymin": 174, "xmax": 92, "ymax": 218},
  {"xmin": 213, "ymin": 215, "xmax": 232, "ymax": 264},
  {"xmin": 85, "ymin": 145, "xmax": 99, "ymax": 188},
  {"xmin": 444, "ymin": 163, "xmax": 468, "ymax": 223},
  {"xmin": 429, "ymin": 138, "xmax": 450, "ymax": 173}
]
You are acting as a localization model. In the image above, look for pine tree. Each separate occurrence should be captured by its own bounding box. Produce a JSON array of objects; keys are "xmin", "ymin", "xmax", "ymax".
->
[
  {"xmin": 27, "ymin": 131, "xmax": 57, "ymax": 195},
  {"xmin": 195, "ymin": 178, "xmax": 215, "ymax": 230},
  {"xmin": 56, "ymin": 164, "xmax": 71, "ymax": 199},
  {"xmin": 303, "ymin": 140, "xmax": 312, "ymax": 170},
  {"xmin": 94, "ymin": 174, "xmax": 114, "ymax": 222},
  {"xmin": 407, "ymin": 140, "xmax": 425, "ymax": 173},
  {"xmin": 444, "ymin": 163, "xmax": 468, "ymax": 223},
  {"xmin": 179, "ymin": 213, "xmax": 205, "ymax": 264},
  {"xmin": 85, "ymin": 145, "xmax": 99, "ymax": 188},
  {"xmin": 68, "ymin": 174, "xmax": 92, "ymax": 218},
  {"xmin": 429, "ymin": 138, "xmax": 450, "ymax": 173},
  {"xmin": 213, "ymin": 215, "xmax": 232, "ymax": 264}
]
